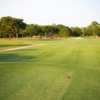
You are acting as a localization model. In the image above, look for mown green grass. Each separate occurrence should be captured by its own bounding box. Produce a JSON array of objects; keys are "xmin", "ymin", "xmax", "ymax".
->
[{"xmin": 0, "ymin": 38, "xmax": 100, "ymax": 100}]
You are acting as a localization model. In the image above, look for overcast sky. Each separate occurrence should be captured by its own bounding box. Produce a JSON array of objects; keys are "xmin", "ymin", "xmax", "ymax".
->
[{"xmin": 0, "ymin": 0, "xmax": 100, "ymax": 27}]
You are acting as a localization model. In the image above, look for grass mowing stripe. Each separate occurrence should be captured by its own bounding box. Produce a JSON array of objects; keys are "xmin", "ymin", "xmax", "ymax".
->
[{"xmin": 44, "ymin": 72, "xmax": 73, "ymax": 100}]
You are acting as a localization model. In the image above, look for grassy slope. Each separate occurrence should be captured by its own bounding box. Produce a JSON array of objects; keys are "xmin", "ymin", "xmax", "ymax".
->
[{"xmin": 0, "ymin": 38, "xmax": 100, "ymax": 100}]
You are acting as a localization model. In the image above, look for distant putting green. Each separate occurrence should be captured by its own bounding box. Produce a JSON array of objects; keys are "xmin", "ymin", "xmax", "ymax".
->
[{"xmin": 0, "ymin": 38, "xmax": 100, "ymax": 100}]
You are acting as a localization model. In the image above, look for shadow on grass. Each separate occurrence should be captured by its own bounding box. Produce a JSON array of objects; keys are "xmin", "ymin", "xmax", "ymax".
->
[
  {"xmin": 0, "ymin": 53, "xmax": 35, "ymax": 62},
  {"xmin": 0, "ymin": 44, "xmax": 31, "ymax": 48}
]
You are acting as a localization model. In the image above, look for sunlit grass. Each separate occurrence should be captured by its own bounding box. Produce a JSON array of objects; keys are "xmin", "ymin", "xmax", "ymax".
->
[{"xmin": 0, "ymin": 38, "xmax": 100, "ymax": 100}]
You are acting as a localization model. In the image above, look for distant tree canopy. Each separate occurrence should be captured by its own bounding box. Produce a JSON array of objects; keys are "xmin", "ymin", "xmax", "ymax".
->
[
  {"xmin": 71, "ymin": 27, "xmax": 82, "ymax": 36},
  {"xmin": 0, "ymin": 16, "xmax": 100, "ymax": 38},
  {"xmin": 23, "ymin": 24, "xmax": 42, "ymax": 38},
  {"xmin": 56, "ymin": 25, "xmax": 72, "ymax": 37}
]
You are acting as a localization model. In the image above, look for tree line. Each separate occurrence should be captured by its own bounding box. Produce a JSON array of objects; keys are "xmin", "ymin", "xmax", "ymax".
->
[{"xmin": 0, "ymin": 16, "xmax": 100, "ymax": 39}]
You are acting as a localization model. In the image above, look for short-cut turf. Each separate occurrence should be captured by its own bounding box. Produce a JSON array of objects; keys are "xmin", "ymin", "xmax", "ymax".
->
[{"xmin": 0, "ymin": 38, "xmax": 100, "ymax": 100}]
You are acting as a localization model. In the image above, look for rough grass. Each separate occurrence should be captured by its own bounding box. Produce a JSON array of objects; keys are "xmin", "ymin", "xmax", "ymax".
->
[{"xmin": 0, "ymin": 38, "xmax": 100, "ymax": 100}]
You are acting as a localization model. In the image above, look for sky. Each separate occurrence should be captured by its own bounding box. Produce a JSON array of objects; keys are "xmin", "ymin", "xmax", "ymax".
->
[{"xmin": 0, "ymin": 0, "xmax": 100, "ymax": 27}]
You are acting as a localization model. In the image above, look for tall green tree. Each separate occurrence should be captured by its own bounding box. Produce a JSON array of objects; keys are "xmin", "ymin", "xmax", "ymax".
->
[
  {"xmin": 71, "ymin": 27, "xmax": 82, "ymax": 36},
  {"xmin": 57, "ymin": 25, "xmax": 71, "ymax": 38},
  {"xmin": 47, "ymin": 25, "xmax": 59, "ymax": 38},
  {"xmin": 23, "ymin": 24, "xmax": 42, "ymax": 38},
  {"xmin": 42, "ymin": 26, "xmax": 50, "ymax": 38},
  {"xmin": 0, "ymin": 16, "xmax": 26, "ymax": 38},
  {"xmin": 0, "ymin": 16, "xmax": 14, "ymax": 38},
  {"xmin": 84, "ymin": 26, "xmax": 92, "ymax": 36},
  {"xmin": 23, "ymin": 24, "xmax": 34, "ymax": 38},
  {"xmin": 90, "ymin": 21, "xmax": 100, "ymax": 37},
  {"xmin": 41, "ymin": 25, "xmax": 59, "ymax": 38},
  {"xmin": 13, "ymin": 18, "xmax": 26, "ymax": 38}
]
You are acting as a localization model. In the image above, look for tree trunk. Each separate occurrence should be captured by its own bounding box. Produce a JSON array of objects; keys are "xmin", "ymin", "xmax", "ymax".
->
[
  {"xmin": 45, "ymin": 32, "xmax": 47, "ymax": 38},
  {"xmin": 15, "ymin": 33, "xmax": 18, "ymax": 38},
  {"xmin": 50, "ymin": 32, "xmax": 53, "ymax": 39},
  {"xmin": 9, "ymin": 35, "xmax": 11, "ymax": 40}
]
